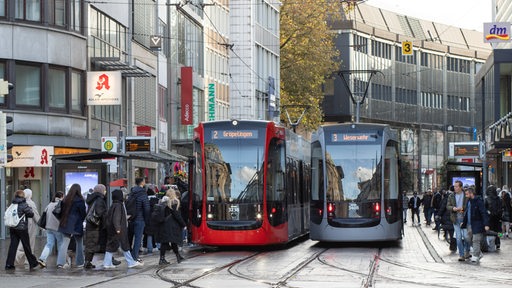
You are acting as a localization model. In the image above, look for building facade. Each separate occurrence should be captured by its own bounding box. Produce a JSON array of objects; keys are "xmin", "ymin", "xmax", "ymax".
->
[{"xmin": 325, "ymin": 3, "xmax": 491, "ymax": 191}]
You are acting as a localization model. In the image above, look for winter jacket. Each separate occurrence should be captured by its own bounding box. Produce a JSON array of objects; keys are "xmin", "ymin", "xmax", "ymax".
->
[
  {"xmin": 446, "ymin": 192, "xmax": 468, "ymax": 224},
  {"xmin": 408, "ymin": 196, "xmax": 422, "ymax": 209},
  {"xmin": 502, "ymin": 193, "xmax": 512, "ymax": 222},
  {"xmin": 58, "ymin": 196, "xmax": 86, "ymax": 236},
  {"xmin": 437, "ymin": 193, "xmax": 453, "ymax": 230},
  {"xmin": 485, "ymin": 189, "xmax": 502, "ymax": 233},
  {"xmin": 84, "ymin": 192, "xmax": 108, "ymax": 253},
  {"xmin": 462, "ymin": 195, "xmax": 489, "ymax": 234},
  {"xmin": 106, "ymin": 200, "xmax": 130, "ymax": 252},
  {"xmin": 155, "ymin": 203, "xmax": 186, "ymax": 245},
  {"xmin": 43, "ymin": 200, "xmax": 62, "ymax": 232},
  {"xmin": 10, "ymin": 196, "xmax": 34, "ymax": 231},
  {"xmin": 129, "ymin": 186, "xmax": 150, "ymax": 224},
  {"xmin": 144, "ymin": 195, "xmax": 160, "ymax": 235}
]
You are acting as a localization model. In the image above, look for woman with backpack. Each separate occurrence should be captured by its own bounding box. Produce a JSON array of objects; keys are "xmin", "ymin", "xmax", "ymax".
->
[
  {"xmin": 15, "ymin": 188, "xmax": 40, "ymax": 266},
  {"xmin": 154, "ymin": 188, "xmax": 186, "ymax": 265},
  {"xmin": 5, "ymin": 190, "xmax": 44, "ymax": 270},
  {"xmin": 83, "ymin": 184, "xmax": 108, "ymax": 269}
]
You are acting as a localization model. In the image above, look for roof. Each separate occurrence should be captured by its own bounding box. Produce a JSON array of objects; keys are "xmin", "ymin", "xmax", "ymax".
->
[
  {"xmin": 340, "ymin": 3, "xmax": 491, "ymax": 57},
  {"xmin": 52, "ymin": 151, "xmax": 188, "ymax": 163}
]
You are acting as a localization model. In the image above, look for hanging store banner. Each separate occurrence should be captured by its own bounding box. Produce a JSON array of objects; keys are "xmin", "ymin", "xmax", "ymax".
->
[
  {"xmin": 87, "ymin": 71, "xmax": 122, "ymax": 105},
  {"xmin": 181, "ymin": 67, "xmax": 193, "ymax": 125},
  {"xmin": 6, "ymin": 146, "xmax": 54, "ymax": 167}
]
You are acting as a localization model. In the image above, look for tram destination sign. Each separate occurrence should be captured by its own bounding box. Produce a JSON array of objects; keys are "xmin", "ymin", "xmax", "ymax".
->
[
  {"xmin": 330, "ymin": 132, "xmax": 378, "ymax": 142},
  {"xmin": 211, "ymin": 130, "xmax": 259, "ymax": 140}
]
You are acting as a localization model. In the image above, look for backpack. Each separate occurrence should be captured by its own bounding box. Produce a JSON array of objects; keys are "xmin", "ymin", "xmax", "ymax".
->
[
  {"xmin": 4, "ymin": 203, "xmax": 24, "ymax": 228},
  {"xmin": 125, "ymin": 194, "xmax": 137, "ymax": 220},
  {"xmin": 151, "ymin": 203, "xmax": 165, "ymax": 224}
]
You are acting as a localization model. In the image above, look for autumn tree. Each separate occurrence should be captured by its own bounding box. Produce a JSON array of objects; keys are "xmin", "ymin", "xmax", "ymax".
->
[{"xmin": 280, "ymin": 0, "xmax": 342, "ymax": 132}]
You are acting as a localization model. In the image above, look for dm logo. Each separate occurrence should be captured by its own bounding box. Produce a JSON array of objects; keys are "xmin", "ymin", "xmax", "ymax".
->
[{"xmin": 484, "ymin": 22, "xmax": 511, "ymax": 43}]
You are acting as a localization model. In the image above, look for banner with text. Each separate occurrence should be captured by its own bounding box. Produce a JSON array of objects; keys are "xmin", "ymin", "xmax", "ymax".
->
[{"xmin": 181, "ymin": 67, "xmax": 193, "ymax": 125}]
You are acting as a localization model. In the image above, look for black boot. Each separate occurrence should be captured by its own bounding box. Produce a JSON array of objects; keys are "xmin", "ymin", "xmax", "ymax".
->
[
  {"xmin": 159, "ymin": 256, "xmax": 169, "ymax": 265},
  {"xmin": 176, "ymin": 253, "xmax": 184, "ymax": 263}
]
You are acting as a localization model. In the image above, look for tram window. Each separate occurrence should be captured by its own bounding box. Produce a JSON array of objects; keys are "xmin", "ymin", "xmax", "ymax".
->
[
  {"xmin": 384, "ymin": 142, "xmax": 399, "ymax": 200},
  {"xmin": 311, "ymin": 141, "xmax": 323, "ymax": 201}
]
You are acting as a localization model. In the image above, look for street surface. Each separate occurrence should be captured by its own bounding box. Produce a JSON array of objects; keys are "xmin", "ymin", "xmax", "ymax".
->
[{"xmin": 1, "ymin": 223, "xmax": 511, "ymax": 288}]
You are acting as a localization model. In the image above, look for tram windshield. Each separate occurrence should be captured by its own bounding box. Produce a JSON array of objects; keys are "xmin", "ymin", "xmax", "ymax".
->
[
  {"xmin": 325, "ymin": 144, "xmax": 382, "ymax": 219},
  {"xmin": 203, "ymin": 127, "xmax": 265, "ymax": 221}
]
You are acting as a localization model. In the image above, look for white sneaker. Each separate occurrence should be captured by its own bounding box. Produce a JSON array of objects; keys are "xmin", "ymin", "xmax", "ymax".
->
[
  {"xmin": 128, "ymin": 261, "xmax": 144, "ymax": 268},
  {"xmin": 470, "ymin": 256, "xmax": 480, "ymax": 263},
  {"xmin": 103, "ymin": 265, "xmax": 116, "ymax": 269}
]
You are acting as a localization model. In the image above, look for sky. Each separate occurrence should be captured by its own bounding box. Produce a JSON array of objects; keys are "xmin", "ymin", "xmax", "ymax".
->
[{"xmin": 365, "ymin": 0, "xmax": 493, "ymax": 32}]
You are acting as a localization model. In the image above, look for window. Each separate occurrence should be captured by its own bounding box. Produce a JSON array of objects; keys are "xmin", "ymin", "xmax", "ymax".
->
[
  {"xmin": 48, "ymin": 67, "xmax": 66, "ymax": 109},
  {"xmin": 48, "ymin": 0, "xmax": 65, "ymax": 26},
  {"xmin": 15, "ymin": 64, "xmax": 41, "ymax": 106},
  {"xmin": 15, "ymin": 0, "xmax": 41, "ymax": 21},
  {"xmin": 70, "ymin": 0, "xmax": 81, "ymax": 32},
  {"xmin": 0, "ymin": 62, "xmax": 5, "ymax": 105},
  {"xmin": 353, "ymin": 35, "xmax": 368, "ymax": 54},
  {"xmin": 89, "ymin": 8, "xmax": 127, "ymax": 60},
  {"xmin": 71, "ymin": 71, "xmax": 82, "ymax": 112},
  {"xmin": 0, "ymin": 0, "xmax": 5, "ymax": 17}
]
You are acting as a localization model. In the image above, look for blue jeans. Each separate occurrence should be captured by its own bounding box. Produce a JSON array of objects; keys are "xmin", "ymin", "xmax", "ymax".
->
[
  {"xmin": 453, "ymin": 221, "xmax": 470, "ymax": 257},
  {"xmin": 147, "ymin": 235, "xmax": 154, "ymax": 253},
  {"xmin": 129, "ymin": 220, "xmax": 145, "ymax": 260},
  {"xmin": 39, "ymin": 230, "xmax": 64, "ymax": 262},
  {"xmin": 58, "ymin": 235, "xmax": 84, "ymax": 266},
  {"xmin": 104, "ymin": 251, "xmax": 136, "ymax": 267}
]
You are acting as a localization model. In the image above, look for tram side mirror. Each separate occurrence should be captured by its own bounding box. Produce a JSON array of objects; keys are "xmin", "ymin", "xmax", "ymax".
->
[{"xmin": 336, "ymin": 166, "xmax": 344, "ymax": 180}]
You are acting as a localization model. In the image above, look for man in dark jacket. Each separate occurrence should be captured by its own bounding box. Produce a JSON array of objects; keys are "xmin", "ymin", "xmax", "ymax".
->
[
  {"xmin": 127, "ymin": 177, "xmax": 150, "ymax": 262},
  {"xmin": 5, "ymin": 190, "xmax": 43, "ymax": 270},
  {"xmin": 463, "ymin": 187, "xmax": 489, "ymax": 263},
  {"xmin": 408, "ymin": 192, "xmax": 422, "ymax": 226}
]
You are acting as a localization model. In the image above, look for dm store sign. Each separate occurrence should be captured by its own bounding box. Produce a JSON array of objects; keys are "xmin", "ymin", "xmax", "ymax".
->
[
  {"xmin": 87, "ymin": 71, "xmax": 122, "ymax": 105},
  {"xmin": 484, "ymin": 22, "xmax": 511, "ymax": 43}
]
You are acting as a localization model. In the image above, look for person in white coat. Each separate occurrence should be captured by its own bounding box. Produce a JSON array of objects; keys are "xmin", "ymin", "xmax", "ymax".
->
[{"xmin": 15, "ymin": 188, "xmax": 40, "ymax": 266}]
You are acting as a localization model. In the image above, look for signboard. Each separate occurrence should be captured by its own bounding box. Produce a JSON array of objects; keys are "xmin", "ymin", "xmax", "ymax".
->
[
  {"xmin": 136, "ymin": 126, "xmax": 152, "ymax": 137},
  {"xmin": 101, "ymin": 137, "xmax": 118, "ymax": 173},
  {"xmin": 208, "ymin": 83, "xmax": 215, "ymax": 121},
  {"xmin": 6, "ymin": 146, "xmax": 54, "ymax": 167},
  {"xmin": 150, "ymin": 35, "xmax": 162, "ymax": 50},
  {"xmin": 484, "ymin": 22, "xmax": 511, "ymax": 43},
  {"xmin": 181, "ymin": 67, "xmax": 193, "ymax": 125},
  {"xmin": 450, "ymin": 142, "xmax": 479, "ymax": 157},
  {"xmin": 402, "ymin": 41, "xmax": 413, "ymax": 55},
  {"xmin": 125, "ymin": 136, "xmax": 155, "ymax": 152},
  {"xmin": 87, "ymin": 71, "xmax": 122, "ymax": 105}
]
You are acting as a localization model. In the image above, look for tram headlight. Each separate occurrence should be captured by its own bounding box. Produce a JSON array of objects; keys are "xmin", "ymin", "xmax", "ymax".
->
[
  {"xmin": 207, "ymin": 213, "xmax": 214, "ymax": 219},
  {"xmin": 256, "ymin": 213, "xmax": 262, "ymax": 220}
]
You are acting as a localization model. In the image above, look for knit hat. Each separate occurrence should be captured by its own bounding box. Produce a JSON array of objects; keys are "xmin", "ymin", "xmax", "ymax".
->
[{"xmin": 112, "ymin": 189, "xmax": 124, "ymax": 202}]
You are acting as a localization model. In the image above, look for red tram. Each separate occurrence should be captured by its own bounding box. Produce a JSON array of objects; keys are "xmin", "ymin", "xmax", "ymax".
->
[{"xmin": 190, "ymin": 120, "xmax": 310, "ymax": 246}]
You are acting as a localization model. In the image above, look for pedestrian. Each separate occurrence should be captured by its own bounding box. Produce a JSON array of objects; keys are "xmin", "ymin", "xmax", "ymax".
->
[
  {"xmin": 402, "ymin": 192, "xmax": 408, "ymax": 224},
  {"xmin": 437, "ymin": 187, "xmax": 456, "ymax": 251},
  {"xmin": 462, "ymin": 187, "xmax": 490, "ymax": 263},
  {"xmin": 423, "ymin": 190, "xmax": 433, "ymax": 225},
  {"xmin": 5, "ymin": 190, "xmax": 44, "ymax": 270},
  {"xmin": 408, "ymin": 192, "xmax": 422, "ymax": 226},
  {"xmin": 484, "ymin": 185, "xmax": 502, "ymax": 250},
  {"xmin": 127, "ymin": 177, "xmax": 150, "ymax": 262},
  {"xmin": 501, "ymin": 190, "xmax": 512, "ymax": 238},
  {"xmin": 103, "ymin": 189, "xmax": 143, "ymax": 269},
  {"xmin": 38, "ymin": 191, "xmax": 64, "ymax": 268},
  {"xmin": 57, "ymin": 183, "xmax": 86, "ymax": 268},
  {"xmin": 143, "ymin": 186, "xmax": 160, "ymax": 254},
  {"xmin": 83, "ymin": 184, "xmax": 108, "ymax": 269},
  {"xmin": 155, "ymin": 188, "xmax": 186, "ymax": 265},
  {"xmin": 447, "ymin": 180, "xmax": 470, "ymax": 261},
  {"xmin": 432, "ymin": 189, "xmax": 442, "ymax": 230},
  {"xmin": 15, "ymin": 188, "xmax": 40, "ymax": 266}
]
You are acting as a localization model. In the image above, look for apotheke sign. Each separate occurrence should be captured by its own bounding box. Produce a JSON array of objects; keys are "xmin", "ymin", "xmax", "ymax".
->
[{"xmin": 87, "ymin": 71, "xmax": 122, "ymax": 105}]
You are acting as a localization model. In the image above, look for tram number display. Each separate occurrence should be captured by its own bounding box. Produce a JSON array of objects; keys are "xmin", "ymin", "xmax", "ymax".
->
[
  {"xmin": 211, "ymin": 130, "xmax": 259, "ymax": 140},
  {"xmin": 331, "ymin": 132, "xmax": 377, "ymax": 142}
]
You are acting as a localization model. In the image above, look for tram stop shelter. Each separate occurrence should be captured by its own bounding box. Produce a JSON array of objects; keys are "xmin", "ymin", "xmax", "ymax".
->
[{"xmin": 52, "ymin": 151, "xmax": 188, "ymax": 194}]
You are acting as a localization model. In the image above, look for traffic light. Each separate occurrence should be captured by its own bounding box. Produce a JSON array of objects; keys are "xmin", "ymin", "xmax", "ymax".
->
[
  {"xmin": 0, "ymin": 111, "xmax": 13, "ymax": 165},
  {"xmin": 0, "ymin": 79, "xmax": 14, "ymax": 96}
]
